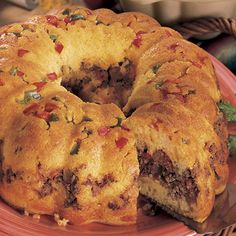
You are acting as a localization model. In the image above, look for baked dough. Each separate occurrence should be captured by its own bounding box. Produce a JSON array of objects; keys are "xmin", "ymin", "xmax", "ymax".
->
[{"xmin": 0, "ymin": 6, "xmax": 228, "ymax": 224}]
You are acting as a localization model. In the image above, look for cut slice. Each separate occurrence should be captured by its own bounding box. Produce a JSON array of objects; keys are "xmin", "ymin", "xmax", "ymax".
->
[{"xmin": 125, "ymin": 101, "xmax": 224, "ymax": 222}]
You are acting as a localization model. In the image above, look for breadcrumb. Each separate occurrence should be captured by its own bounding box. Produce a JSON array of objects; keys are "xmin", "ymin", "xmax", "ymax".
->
[
  {"xmin": 54, "ymin": 213, "xmax": 69, "ymax": 226},
  {"xmin": 32, "ymin": 214, "xmax": 41, "ymax": 219},
  {"xmin": 24, "ymin": 210, "xmax": 29, "ymax": 216}
]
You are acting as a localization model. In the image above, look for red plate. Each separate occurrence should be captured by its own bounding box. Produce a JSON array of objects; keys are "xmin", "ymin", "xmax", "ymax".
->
[{"xmin": 0, "ymin": 55, "xmax": 235, "ymax": 236}]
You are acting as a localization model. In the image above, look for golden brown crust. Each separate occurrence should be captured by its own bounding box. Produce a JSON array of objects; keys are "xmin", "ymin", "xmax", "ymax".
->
[
  {"xmin": 0, "ymin": 83, "xmax": 139, "ymax": 224},
  {"xmin": 0, "ymin": 5, "xmax": 228, "ymax": 225},
  {"xmin": 125, "ymin": 101, "xmax": 219, "ymax": 222}
]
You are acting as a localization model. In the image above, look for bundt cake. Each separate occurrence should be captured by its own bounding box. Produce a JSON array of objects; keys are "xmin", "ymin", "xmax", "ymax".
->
[{"xmin": 0, "ymin": 6, "xmax": 228, "ymax": 225}]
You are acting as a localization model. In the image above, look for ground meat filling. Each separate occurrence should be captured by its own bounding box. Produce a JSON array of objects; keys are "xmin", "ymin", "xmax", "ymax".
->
[
  {"xmin": 206, "ymin": 142, "xmax": 226, "ymax": 180},
  {"xmin": 62, "ymin": 58, "xmax": 135, "ymax": 107},
  {"xmin": 56, "ymin": 169, "xmax": 80, "ymax": 209},
  {"xmin": 107, "ymin": 192, "xmax": 131, "ymax": 211},
  {"xmin": 213, "ymin": 113, "xmax": 228, "ymax": 159},
  {"xmin": 138, "ymin": 194, "xmax": 160, "ymax": 216},
  {"xmin": 5, "ymin": 168, "xmax": 22, "ymax": 183},
  {"xmin": 38, "ymin": 178, "xmax": 53, "ymax": 198},
  {"xmin": 108, "ymin": 59, "xmax": 135, "ymax": 89},
  {"xmin": 213, "ymin": 112, "xmax": 227, "ymax": 140},
  {"xmin": 138, "ymin": 149, "xmax": 199, "ymax": 203},
  {"xmin": 0, "ymin": 140, "xmax": 23, "ymax": 183},
  {"xmin": 82, "ymin": 173, "xmax": 115, "ymax": 197}
]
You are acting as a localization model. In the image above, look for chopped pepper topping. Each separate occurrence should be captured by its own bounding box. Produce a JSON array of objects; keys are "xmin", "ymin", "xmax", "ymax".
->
[
  {"xmin": 48, "ymin": 113, "xmax": 59, "ymax": 122},
  {"xmin": 82, "ymin": 127, "xmax": 93, "ymax": 136},
  {"xmin": 98, "ymin": 127, "xmax": 110, "ymax": 136},
  {"xmin": 167, "ymin": 43, "xmax": 179, "ymax": 52},
  {"xmin": 16, "ymin": 90, "xmax": 41, "ymax": 105},
  {"xmin": 23, "ymin": 102, "xmax": 59, "ymax": 122},
  {"xmin": 55, "ymin": 42, "xmax": 64, "ymax": 54},
  {"xmin": 152, "ymin": 64, "xmax": 160, "ymax": 74},
  {"xmin": 16, "ymin": 70, "xmax": 24, "ymax": 77},
  {"xmin": 33, "ymin": 81, "xmax": 47, "ymax": 92},
  {"xmin": 44, "ymin": 102, "xmax": 58, "ymax": 112},
  {"xmin": 9, "ymin": 67, "xmax": 25, "ymax": 78},
  {"xmin": 70, "ymin": 139, "xmax": 81, "ymax": 155},
  {"xmin": 17, "ymin": 49, "xmax": 29, "ymax": 57},
  {"xmin": 23, "ymin": 103, "xmax": 39, "ymax": 115},
  {"xmin": 62, "ymin": 8, "xmax": 71, "ymax": 15},
  {"xmin": 64, "ymin": 13, "xmax": 86, "ymax": 24},
  {"xmin": 46, "ymin": 15, "xmax": 59, "ymax": 27},
  {"xmin": 36, "ymin": 112, "xmax": 59, "ymax": 122},
  {"xmin": 36, "ymin": 111, "xmax": 50, "ymax": 121},
  {"xmin": 64, "ymin": 16, "xmax": 71, "ymax": 24},
  {"xmin": 0, "ymin": 79, "xmax": 5, "ymax": 86},
  {"xmin": 115, "ymin": 137, "xmax": 128, "ymax": 149},
  {"xmin": 70, "ymin": 14, "xmax": 85, "ymax": 21},
  {"xmin": 9, "ymin": 67, "xmax": 18, "ymax": 76},
  {"xmin": 110, "ymin": 117, "xmax": 123, "ymax": 128},
  {"xmin": 110, "ymin": 117, "xmax": 130, "ymax": 131},
  {"xmin": 47, "ymin": 72, "xmax": 57, "ymax": 81},
  {"xmin": 49, "ymin": 34, "xmax": 57, "ymax": 43},
  {"xmin": 132, "ymin": 32, "xmax": 143, "ymax": 48},
  {"xmin": 155, "ymin": 81, "xmax": 164, "ymax": 89}
]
